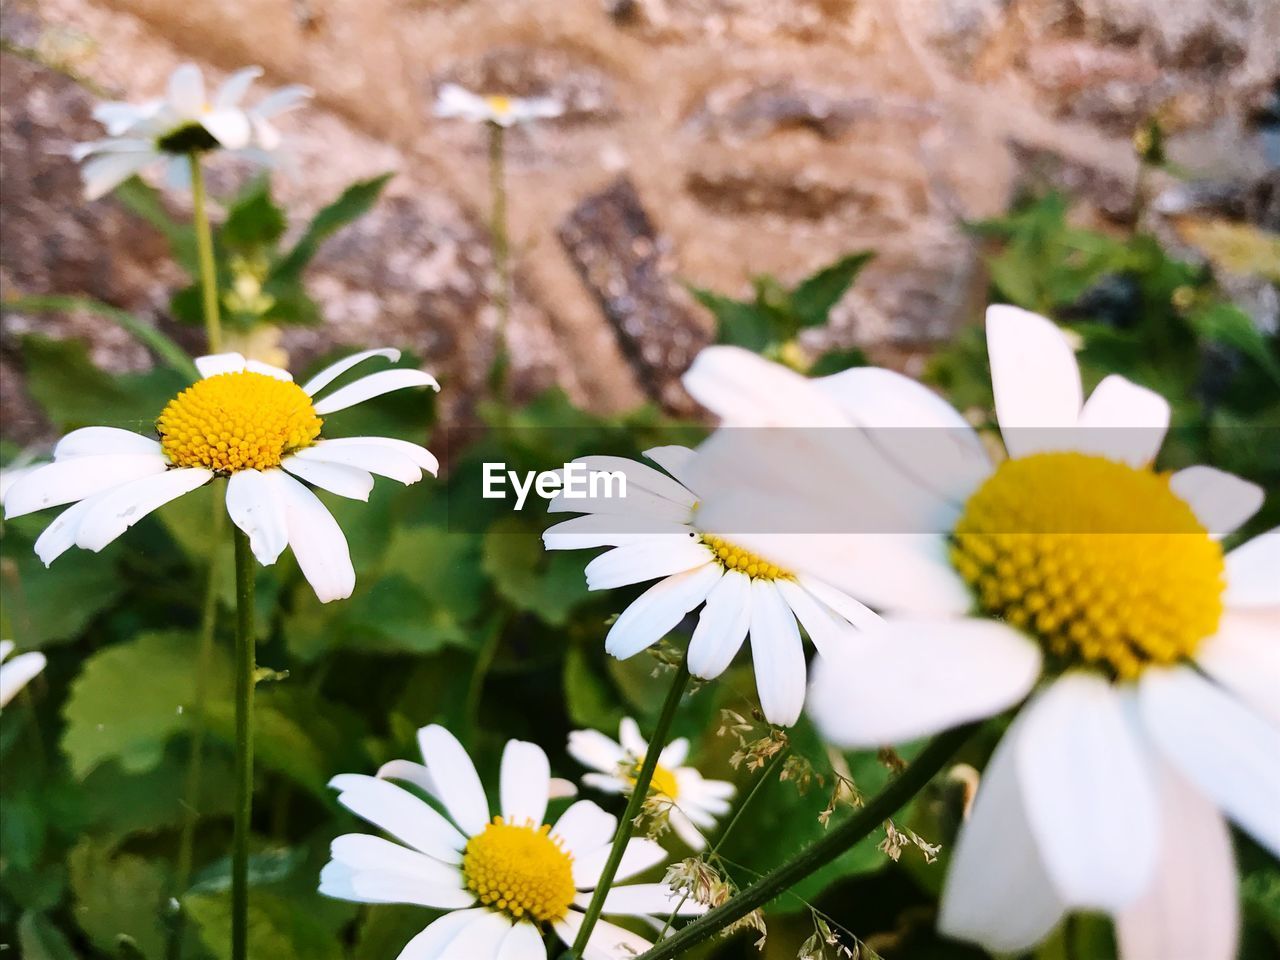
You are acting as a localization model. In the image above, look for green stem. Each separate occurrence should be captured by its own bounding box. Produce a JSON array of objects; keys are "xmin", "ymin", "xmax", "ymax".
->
[
  {"xmin": 188, "ymin": 153, "xmax": 222, "ymax": 353},
  {"xmin": 168, "ymin": 505, "xmax": 225, "ymax": 960},
  {"xmin": 634, "ymin": 723, "xmax": 978, "ymax": 960},
  {"xmin": 569, "ymin": 656, "xmax": 691, "ymax": 958},
  {"xmin": 487, "ymin": 121, "xmax": 510, "ymax": 398},
  {"xmin": 231, "ymin": 529, "xmax": 256, "ymax": 960}
]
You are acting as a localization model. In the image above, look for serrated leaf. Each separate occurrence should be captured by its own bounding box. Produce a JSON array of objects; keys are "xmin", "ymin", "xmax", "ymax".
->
[
  {"xmin": 221, "ymin": 178, "xmax": 287, "ymax": 251},
  {"xmin": 791, "ymin": 251, "xmax": 874, "ymax": 327},
  {"xmin": 690, "ymin": 285, "xmax": 772, "ymax": 351},
  {"xmin": 271, "ymin": 173, "xmax": 393, "ymax": 283}
]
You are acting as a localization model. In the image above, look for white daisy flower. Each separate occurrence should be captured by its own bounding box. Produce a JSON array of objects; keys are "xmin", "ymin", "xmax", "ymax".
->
[
  {"xmin": 74, "ymin": 63, "xmax": 312, "ymax": 200},
  {"xmin": 0, "ymin": 641, "xmax": 47, "ymax": 709},
  {"xmin": 680, "ymin": 305, "xmax": 1279, "ymax": 959},
  {"xmin": 434, "ymin": 82, "xmax": 563, "ymax": 128},
  {"xmin": 542, "ymin": 446, "xmax": 881, "ymax": 726},
  {"xmin": 3, "ymin": 349, "xmax": 438, "ymax": 604},
  {"xmin": 321, "ymin": 724, "xmax": 702, "ymax": 960},
  {"xmin": 568, "ymin": 717, "xmax": 736, "ymax": 851}
]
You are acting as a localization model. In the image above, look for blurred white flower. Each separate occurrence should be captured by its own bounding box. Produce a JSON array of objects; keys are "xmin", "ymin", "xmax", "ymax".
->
[
  {"xmin": 680, "ymin": 305, "xmax": 1279, "ymax": 960},
  {"xmin": 322, "ymin": 724, "xmax": 703, "ymax": 959},
  {"xmin": 74, "ymin": 63, "xmax": 312, "ymax": 200},
  {"xmin": 569, "ymin": 717, "xmax": 736, "ymax": 851},
  {"xmin": 543, "ymin": 446, "xmax": 882, "ymax": 726},
  {"xmin": 0, "ymin": 641, "xmax": 46, "ymax": 709},
  {"xmin": 434, "ymin": 83, "xmax": 563, "ymax": 128},
  {"xmin": 4, "ymin": 349, "xmax": 437, "ymax": 603}
]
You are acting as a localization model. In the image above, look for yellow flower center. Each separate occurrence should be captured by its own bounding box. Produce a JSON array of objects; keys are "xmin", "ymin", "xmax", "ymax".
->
[
  {"xmin": 461, "ymin": 817, "xmax": 576, "ymax": 923},
  {"xmin": 157, "ymin": 371, "xmax": 322, "ymax": 473},
  {"xmin": 701, "ymin": 534, "xmax": 791, "ymax": 581},
  {"xmin": 485, "ymin": 94, "xmax": 513, "ymax": 116},
  {"xmin": 629, "ymin": 760, "xmax": 681, "ymax": 800},
  {"xmin": 951, "ymin": 452, "xmax": 1225, "ymax": 680}
]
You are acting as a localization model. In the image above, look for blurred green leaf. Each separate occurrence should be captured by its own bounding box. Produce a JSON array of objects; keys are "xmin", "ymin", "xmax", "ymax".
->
[
  {"xmin": 1, "ymin": 548, "xmax": 125, "ymax": 648},
  {"xmin": 690, "ymin": 285, "xmax": 771, "ymax": 352},
  {"xmin": 1188, "ymin": 302, "xmax": 1280, "ymax": 388},
  {"xmin": 272, "ymin": 173, "xmax": 393, "ymax": 283},
  {"xmin": 564, "ymin": 645, "xmax": 622, "ymax": 730},
  {"xmin": 222, "ymin": 179, "xmax": 287, "ymax": 251},
  {"xmin": 807, "ymin": 347, "xmax": 869, "ymax": 377},
  {"xmin": 114, "ymin": 176, "xmax": 197, "ymax": 272},
  {"xmin": 18, "ymin": 912, "xmax": 80, "ymax": 960},
  {"xmin": 69, "ymin": 839, "xmax": 169, "ymax": 960},
  {"xmin": 186, "ymin": 888, "xmax": 350, "ymax": 960},
  {"xmin": 482, "ymin": 517, "xmax": 591, "ymax": 626},
  {"xmin": 791, "ymin": 251, "xmax": 873, "ymax": 327}
]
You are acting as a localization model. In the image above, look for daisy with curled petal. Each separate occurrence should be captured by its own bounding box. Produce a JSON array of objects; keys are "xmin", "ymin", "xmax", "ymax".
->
[
  {"xmin": 74, "ymin": 62, "xmax": 312, "ymax": 200},
  {"xmin": 434, "ymin": 82, "xmax": 564, "ymax": 128},
  {"xmin": 542, "ymin": 446, "xmax": 882, "ymax": 726},
  {"xmin": 569, "ymin": 717, "xmax": 736, "ymax": 851},
  {"xmin": 3, "ymin": 349, "xmax": 437, "ymax": 603},
  {"xmin": 0, "ymin": 641, "xmax": 47, "ymax": 709},
  {"xmin": 321, "ymin": 724, "xmax": 703, "ymax": 960},
  {"xmin": 680, "ymin": 305, "xmax": 1279, "ymax": 959}
]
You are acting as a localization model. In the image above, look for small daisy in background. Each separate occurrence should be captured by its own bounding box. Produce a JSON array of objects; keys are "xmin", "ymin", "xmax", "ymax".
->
[
  {"xmin": 3, "ymin": 348, "xmax": 437, "ymax": 603},
  {"xmin": 74, "ymin": 62, "xmax": 311, "ymax": 199},
  {"xmin": 322, "ymin": 725, "xmax": 703, "ymax": 959},
  {"xmin": 433, "ymin": 82, "xmax": 563, "ymax": 128},
  {"xmin": 542, "ymin": 446, "xmax": 882, "ymax": 726},
  {"xmin": 569, "ymin": 717, "xmax": 736, "ymax": 851},
  {"xmin": 0, "ymin": 641, "xmax": 46, "ymax": 709}
]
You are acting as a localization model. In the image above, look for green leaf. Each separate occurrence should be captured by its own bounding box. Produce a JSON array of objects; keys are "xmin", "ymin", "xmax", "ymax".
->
[
  {"xmin": 186, "ymin": 889, "xmax": 350, "ymax": 960},
  {"xmin": 564, "ymin": 646, "xmax": 622, "ymax": 730},
  {"xmin": 18, "ymin": 913, "xmax": 80, "ymax": 960},
  {"xmin": 1189, "ymin": 302, "xmax": 1280, "ymax": 388},
  {"xmin": 62, "ymin": 630, "xmax": 231, "ymax": 780},
  {"xmin": 690, "ymin": 286, "xmax": 771, "ymax": 352},
  {"xmin": 806, "ymin": 346, "xmax": 868, "ymax": 376},
  {"xmin": 272, "ymin": 173, "xmax": 393, "ymax": 283},
  {"xmin": 0, "ymin": 547, "xmax": 125, "ymax": 648},
  {"xmin": 69, "ymin": 839, "xmax": 169, "ymax": 960},
  {"xmin": 482, "ymin": 516, "xmax": 592, "ymax": 626},
  {"xmin": 221, "ymin": 178, "xmax": 287, "ymax": 251},
  {"xmin": 113, "ymin": 176, "xmax": 197, "ymax": 272},
  {"xmin": 791, "ymin": 251, "xmax": 874, "ymax": 327}
]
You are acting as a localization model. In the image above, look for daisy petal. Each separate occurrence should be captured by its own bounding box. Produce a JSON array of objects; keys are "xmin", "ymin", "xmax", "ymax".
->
[
  {"xmin": 554, "ymin": 800, "xmax": 617, "ymax": 860},
  {"xmin": 554, "ymin": 913, "xmax": 651, "ymax": 960},
  {"xmin": 302, "ymin": 348, "xmax": 402, "ymax": 397},
  {"xmin": 1016, "ymin": 674, "xmax": 1159, "ymax": 910},
  {"xmin": 1224, "ymin": 530, "xmax": 1280, "ymax": 608},
  {"xmin": 201, "ymin": 108, "xmax": 252, "ymax": 150},
  {"xmin": 567, "ymin": 730, "xmax": 625, "ymax": 775},
  {"xmin": 225, "ymin": 469, "xmax": 289, "ymax": 565},
  {"xmin": 1195, "ymin": 612, "xmax": 1280, "ymax": 727},
  {"xmin": 500, "ymin": 740, "xmax": 550, "ymax": 827},
  {"xmin": 376, "ymin": 759, "xmax": 439, "ymax": 798},
  {"xmin": 195, "ymin": 353, "xmax": 248, "ymax": 378},
  {"xmin": 75, "ymin": 468, "xmax": 214, "ymax": 552},
  {"xmin": 293, "ymin": 440, "xmax": 424, "ymax": 486},
  {"xmin": 584, "ymin": 539, "xmax": 713, "ymax": 590},
  {"xmin": 681, "ymin": 345, "xmax": 846, "ymax": 427},
  {"xmin": 603, "ymin": 564, "xmax": 723, "ymax": 660},
  {"xmin": 0, "ymin": 650, "xmax": 47, "ymax": 708},
  {"xmin": 747, "ymin": 579, "xmax": 807, "ymax": 726},
  {"xmin": 435, "ymin": 909, "xmax": 513, "ymax": 958},
  {"xmin": 80, "ymin": 150, "xmax": 153, "ymax": 200},
  {"xmin": 808, "ymin": 619, "xmax": 1041, "ymax": 747},
  {"xmin": 618, "ymin": 718, "xmax": 645, "ymax": 756},
  {"xmin": 580, "ymin": 882, "xmax": 704, "ymax": 917},
  {"xmin": 320, "ymin": 861, "xmax": 472, "ymax": 908},
  {"xmin": 324, "ymin": 437, "xmax": 438, "ymax": 475},
  {"xmin": 167, "ymin": 63, "xmax": 206, "ymax": 116},
  {"xmin": 213, "ymin": 66, "xmax": 262, "ymax": 109},
  {"xmin": 396, "ymin": 909, "xmax": 490, "ymax": 960},
  {"xmin": 497, "ymin": 920, "xmax": 545, "ymax": 960},
  {"xmin": 793, "ymin": 575, "xmax": 884, "ymax": 630},
  {"xmin": 986, "ymin": 305, "xmax": 1083, "ymax": 458},
  {"xmin": 54, "ymin": 427, "xmax": 160, "ymax": 460},
  {"xmin": 1139, "ymin": 666, "xmax": 1280, "ymax": 857},
  {"xmin": 1115, "ymin": 767, "xmax": 1238, "ymax": 960},
  {"xmin": 3, "ymin": 454, "xmax": 169, "ymax": 519},
  {"xmin": 658, "ymin": 738, "xmax": 689, "ymax": 768},
  {"xmin": 775, "ymin": 578, "xmax": 861, "ymax": 659},
  {"xmin": 1169, "ymin": 466, "xmax": 1264, "ymax": 536},
  {"xmin": 642, "ymin": 445, "xmax": 699, "ymax": 492},
  {"xmin": 311, "ymin": 369, "xmax": 439, "ymax": 415},
  {"xmin": 271, "ymin": 471, "xmax": 355, "ymax": 603},
  {"xmin": 575, "ymin": 837, "xmax": 666, "ymax": 889},
  {"xmin": 244, "ymin": 360, "xmax": 292, "ymax": 381},
  {"xmin": 687, "ymin": 569, "xmax": 752, "ymax": 678},
  {"xmin": 281, "ymin": 456, "xmax": 374, "ymax": 501},
  {"xmin": 1073, "ymin": 374, "xmax": 1170, "ymax": 467},
  {"xmin": 543, "ymin": 514, "xmax": 693, "ymax": 551},
  {"xmin": 252, "ymin": 84, "xmax": 312, "ymax": 119},
  {"xmin": 328, "ymin": 773, "xmax": 465, "ymax": 862},
  {"xmin": 330, "ymin": 834, "xmax": 462, "ymax": 886},
  {"xmin": 34, "ymin": 494, "xmax": 109, "ymax": 566},
  {"xmin": 571, "ymin": 456, "xmax": 696, "ymax": 508},
  {"xmin": 418, "ymin": 725, "xmax": 490, "ymax": 836}
]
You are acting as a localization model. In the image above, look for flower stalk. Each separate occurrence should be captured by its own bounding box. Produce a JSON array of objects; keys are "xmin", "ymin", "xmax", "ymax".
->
[
  {"xmin": 188, "ymin": 152, "xmax": 222, "ymax": 353},
  {"xmin": 633, "ymin": 722, "xmax": 978, "ymax": 960},
  {"xmin": 231, "ymin": 528, "xmax": 256, "ymax": 960},
  {"xmin": 568, "ymin": 654, "xmax": 691, "ymax": 958},
  {"xmin": 487, "ymin": 120, "xmax": 510, "ymax": 397}
]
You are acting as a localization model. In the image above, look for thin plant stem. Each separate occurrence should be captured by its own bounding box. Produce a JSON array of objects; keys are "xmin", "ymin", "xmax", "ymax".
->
[
  {"xmin": 634, "ymin": 723, "xmax": 978, "ymax": 960},
  {"xmin": 231, "ymin": 529, "xmax": 256, "ymax": 960},
  {"xmin": 188, "ymin": 153, "xmax": 222, "ymax": 353},
  {"xmin": 487, "ymin": 121, "xmax": 510, "ymax": 398},
  {"xmin": 168, "ymin": 503, "xmax": 225, "ymax": 960},
  {"xmin": 463, "ymin": 614, "xmax": 505, "ymax": 743},
  {"xmin": 569, "ymin": 656, "xmax": 691, "ymax": 958}
]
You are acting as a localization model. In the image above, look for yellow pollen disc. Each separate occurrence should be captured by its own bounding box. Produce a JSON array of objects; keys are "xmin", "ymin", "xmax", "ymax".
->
[
  {"xmin": 951, "ymin": 452, "xmax": 1225, "ymax": 680},
  {"xmin": 462, "ymin": 817, "xmax": 576, "ymax": 923},
  {"xmin": 701, "ymin": 534, "xmax": 791, "ymax": 581},
  {"xmin": 157, "ymin": 371, "xmax": 322, "ymax": 473},
  {"xmin": 629, "ymin": 760, "xmax": 681, "ymax": 800},
  {"xmin": 485, "ymin": 94, "xmax": 513, "ymax": 115}
]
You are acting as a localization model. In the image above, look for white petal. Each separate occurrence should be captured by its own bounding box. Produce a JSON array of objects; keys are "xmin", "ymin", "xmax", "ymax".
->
[
  {"xmin": 1116, "ymin": 767, "xmax": 1239, "ymax": 960},
  {"xmin": 225, "ymin": 469, "xmax": 289, "ymax": 565},
  {"xmin": 251, "ymin": 84, "xmax": 312, "ymax": 119},
  {"xmin": 92, "ymin": 101, "xmax": 156, "ymax": 135},
  {"xmin": 244, "ymin": 359, "xmax": 292, "ymax": 381},
  {"xmin": 500, "ymin": 740, "xmax": 550, "ymax": 827},
  {"xmin": 418, "ymin": 725, "xmax": 490, "ymax": 837},
  {"xmin": 328, "ymin": 773, "xmax": 465, "ymax": 862},
  {"xmin": 195, "ymin": 353, "xmax": 248, "ymax": 378},
  {"xmin": 549, "ymin": 778, "xmax": 578, "ymax": 800},
  {"xmin": 329, "ymin": 834, "xmax": 462, "ymax": 886},
  {"xmin": 34, "ymin": 493, "xmax": 109, "ymax": 565},
  {"xmin": 775, "ymin": 578, "xmax": 862, "ymax": 659},
  {"xmin": 574, "ymin": 837, "xmax": 666, "ymax": 889},
  {"xmin": 553, "ymin": 800, "xmax": 617, "ymax": 861},
  {"xmin": 434, "ymin": 910, "xmax": 513, "ymax": 959},
  {"xmin": 281, "ymin": 456, "xmax": 373, "ymax": 501},
  {"xmin": 302, "ymin": 348, "xmax": 402, "ymax": 397},
  {"xmin": 617, "ymin": 718, "xmax": 645, "ymax": 757},
  {"xmin": 986, "ymin": 305, "xmax": 1083, "ymax": 458},
  {"xmin": 554, "ymin": 914, "xmax": 652, "ymax": 960},
  {"xmin": 166, "ymin": 63, "xmax": 206, "ymax": 116},
  {"xmin": 548, "ymin": 483, "xmax": 692, "ymax": 525},
  {"xmin": 377, "ymin": 759, "xmax": 439, "ymax": 798},
  {"xmin": 657, "ymin": 738, "xmax": 688, "ymax": 768},
  {"xmin": 747, "ymin": 579, "xmax": 807, "ymax": 726},
  {"xmin": 807, "ymin": 619, "xmax": 1041, "ymax": 747},
  {"xmin": 642, "ymin": 445, "xmax": 700, "ymax": 492},
  {"xmin": 687, "ymin": 569, "xmax": 752, "ymax": 678},
  {"xmin": 603, "ymin": 564, "xmax": 722, "ymax": 660},
  {"xmin": 331, "ymin": 436, "xmax": 437, "ymax": 474},
  {"xmin": 1169, "ymin": 466, "xmax": 1264, "ymax": 536},
  {"xmin": 578, "ymin": 883, "xmax": 703, "ymax": 917},
  {"xmin": 939, "ymin": 714, "xmax": 1065, "ymax": 953},
  {"xmin": 3, "ymin": 454, "xmax": 169, "ymax": 519},
  {"xmin": 1073, "ymin": 374, "xmax": 1170, "ymax": 467},
  {"xmin": 543, "ymin": 514, "xmax": 694, "ymax": 551},
  {"xmin": 53, "ymin": 427, "xmax": 160, "ymax": 460},
  {"xmin": 75, "ymin": 468, "xmax": 213, "ymax": 552},
  {"xmin": 584, "ymin": 539, "xmax": 713, "ymax": 590},
  {"xmin": 669, "ymin": 808, "xmax": 708, "ymax": 850},
  {"xmin": 497, "ymin": 921, "xmax": 545, "ymax": 960},
  {"xmin": 792, "ymin": 575, "xmax": 884, "ymax": 631},
  {"xmin": 343, "ymin": 871, "xmax": 473, "ymax": 909},
  {"xmin": 396, "ymin": 909, "xmax": 491, "ymax": 960},
  {"xmin": 583, "ymin": 772, "xmax": 627, "ymax": 794},
  {"xmin": 1195, "ymin": 611, "xmax": 1280, "ymax": 727},
  {"xmin": 80, "ymin": 150, "xmax": 154, "ymax": 201},
  {"xmin": 567, "ymin": 730, "xmax": 625, "ymax": 775},
  {"xmin": 434, "ymin": 84, "xmax": 490, "ymax": 120},
  {"xmin": 1016, "ymin": 674, "xmax": 1159, "ymax": 910},
  {"xmin": 213, "ymin": 66, "xmax": 262, "ymax": 108},
  {"xmin": 681, "ymin": 346, "xmax": 847, "ymax": 427},
  {"xmin": 0, "ymin": 651, "xmax": 47, "ymax": 708},
  {"xmin": 201, "ymin": 108, "xmax": 251, "ymax": 149},
  {"xmin": 0, "ymin": 641, "xmax": 11, "ymax": 662},
  {"xmin": 1139, "ymin": 666, "xmax": 1280, "ymax": 856},
  {"xmin": 271, "ymin": 471, "xmax": 355, "ymax": 603},
  {"xmin": 571, "ymin": 456, "xmax": 696, "ymax": 509},
  {"xmin": 312, "ymin": 369, "xmax": 439, "ymax": 415},
  {"xmin": 1224, "ymin": 530, "xmax": 1280, "ymax": 608},
  {"xmin": 293, "ymin": 440, "xmax": 424, "ymax": 486}
]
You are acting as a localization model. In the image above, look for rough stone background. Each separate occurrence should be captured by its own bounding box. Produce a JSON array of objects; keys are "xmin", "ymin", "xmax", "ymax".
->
[{"xmin": 2, "ymin": 0, "xmax": 1277, "ymax": 442}]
